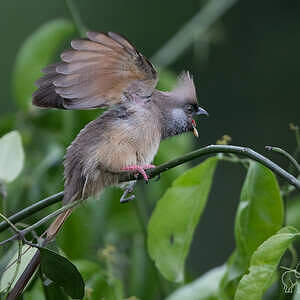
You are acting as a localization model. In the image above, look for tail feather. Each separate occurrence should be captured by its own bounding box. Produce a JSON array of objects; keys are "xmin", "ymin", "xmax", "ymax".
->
[{"xmin": 46, "ymin": 208, "xmax": 73, "ymax": 239}]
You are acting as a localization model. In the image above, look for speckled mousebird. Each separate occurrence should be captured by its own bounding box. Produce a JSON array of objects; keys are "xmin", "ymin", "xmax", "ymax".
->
[{"xmin": 32, "ymin": 31, "xmax": 208, "ymax": 238}]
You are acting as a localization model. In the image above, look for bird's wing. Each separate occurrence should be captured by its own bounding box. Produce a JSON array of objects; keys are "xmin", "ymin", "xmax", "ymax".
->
[{"xmin": 33, "ymin": 32, "xmax": 158, "ymax": 110}]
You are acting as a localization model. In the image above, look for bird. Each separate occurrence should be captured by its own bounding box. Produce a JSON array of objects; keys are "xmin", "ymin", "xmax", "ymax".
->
[
  {"xmin": 32, "ymin": 31, "xmax": 208, "ymax": 238},
  {"xmin": 7, "ymin": 31, "xmax": 209, "ymax": 299}
]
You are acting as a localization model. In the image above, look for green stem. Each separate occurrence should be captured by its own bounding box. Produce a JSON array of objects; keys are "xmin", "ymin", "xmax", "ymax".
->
[
  {"xmin": 0, "ymin": 212, "xmax": 22, "ymax": 236},
  {"xmin": 0, "ymin": 192, "xmax": 64, "ymax": 233},
  {"xmin": 266, "ymin": 146, "xmax": 300, "ymax": 174},
  {"xmin": 5, "ymin": 239, "xmax": 22, "ymax": 297},
  {"xmin": 0, "ymin": 199, "xmax": 81, "ymax": 246},
  {"xmin": 64, "ymin": 0, "xmax": 87, "ymax": 37},
  {"xmin": 151, "ymin": 0, "xmax": 238, "ymax": 67}
]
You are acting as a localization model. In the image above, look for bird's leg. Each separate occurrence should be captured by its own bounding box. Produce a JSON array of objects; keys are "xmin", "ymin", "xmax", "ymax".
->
[
  {"xmin": 120, "ymin": 182, "xmax": 136, "ymax": 204},
  {"xmin": 120, "ymin": 164, "xmax": 156, "ymax": 182}
]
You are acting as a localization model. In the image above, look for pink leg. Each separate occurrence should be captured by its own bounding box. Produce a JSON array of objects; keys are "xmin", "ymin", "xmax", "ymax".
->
[
  {"xmin": 142, "ymin": 164, "xmax": 155, "ymax": 169},
  {"xmin": 121, "ymin": 164, "xmax": 156, "ymax": 181}
]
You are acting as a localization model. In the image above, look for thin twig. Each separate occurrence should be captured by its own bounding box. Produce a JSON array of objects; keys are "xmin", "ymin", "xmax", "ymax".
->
[
  {"xmin": 0, "ymin": 199, "xmax": 81, "ymax": 246},
  {"xmin": 4, "ymin": 239, "xmax": 22, "ymax": 297},
  {"xmin": 1, "ymin": 144, "xmax": 300, "ymax": 236},
  {"xmin": 0, "ymin": 212, "xmax": 21, "ymax": 236},
  {"xmin": 151, "ymin": 0, "xmax": 238, "ymax": 67},
  {"xmin": 0, "ymin": 191, "xmax": 64, "ymax": 233},
  {"xmin": 64, "ymin": 0, "xmax": 87, "ymax": 37},
  {"xmin": 0, "ymin": 213, "xmax": 23, "ymax": 296},
  {"xmin": 266, "ymin": 146, "xmax": 300, "ymax": 174}
]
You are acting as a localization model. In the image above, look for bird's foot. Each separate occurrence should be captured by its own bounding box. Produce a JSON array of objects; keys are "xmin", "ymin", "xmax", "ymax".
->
[
  {"xmin": 121, "ymin": 164, "xmax": 156, "ymax": 182},
  {"xmin": 120, "ymin": 182, "xmax": 136, "ymax": 204}
]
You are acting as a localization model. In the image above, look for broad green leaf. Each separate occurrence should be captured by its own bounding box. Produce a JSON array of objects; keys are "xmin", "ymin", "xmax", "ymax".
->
[
  {"xmin": 235, "ymin": 161, "xmax": 284, "ymax": 258},
  {"xmin": 0, "ymin": 131, "xmax": 24, "ymax": 183},
  {"xmin": 220, "ymin": 161, "xmax": 284, "ymax": 299},
  {"xmin": 148, "ymin": 157, "xmax": 218, "ymax": 282},
  {"xmin": 40, "ymin": 248, "xmax": 84, "ymax": 299},
  {"xmin": 0, "ymin": 245, "xmax": 38, "ymax": 293},
  {"xmin": 235, "ymin": 227, "xmax": 299, "ymax": 300},
  {"xmin": 85, "ymin": 273, "xmax": 124, "ymax": 300},
  {"xmin": 12, "ymin": 19, "xmax": 75, "ymax": 109},
  {"xmin": 167, "ymin": 265, "xmax": 226, "ymax": 300},
  {"xmin": 151, "ymin": 134, "xmax": 195, "ymax": 201}
]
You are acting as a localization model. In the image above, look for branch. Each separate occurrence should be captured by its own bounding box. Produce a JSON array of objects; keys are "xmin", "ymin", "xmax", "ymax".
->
[
  {"xmin": 266, "ymin": 146, "xmax": 300, "ymax": 174},
  {"xmin": 0, "ymin": 199, "xmax": 81, "ymax": 246},
  {"xmin": 135, "ymin": 145, "xmax": 300, "ymax": 189},
  {"xmin": 151, "ymin": 0, "xmax": 238, "ymax": 67},
  {"xmin": 1, "ymin": 144, "xmax": 299, "ymax": 236},
  {"xmin": 0, "ymin": 192, "xmax": 63, "ymax": 233}
]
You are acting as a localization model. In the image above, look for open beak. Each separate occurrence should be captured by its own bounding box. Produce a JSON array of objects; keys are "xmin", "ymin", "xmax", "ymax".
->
[{"xmin": 192, "ymin": 107, "xmax": 209, "ymax": 138}]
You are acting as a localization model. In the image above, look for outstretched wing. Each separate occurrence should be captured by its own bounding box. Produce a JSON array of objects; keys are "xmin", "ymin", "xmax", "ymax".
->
[{"xmin": 33, "ymin": 32, "xmax": 158, "ymax": 110}]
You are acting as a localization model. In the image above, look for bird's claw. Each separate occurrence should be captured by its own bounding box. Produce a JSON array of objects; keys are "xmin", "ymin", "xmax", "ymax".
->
[
  {"xmin": 120, "ymin": 182, "xmax": 136, "ymax": 204},
  {"xmin": 121, "ymin": 164, "xmax": 156, "ymax": 183}
]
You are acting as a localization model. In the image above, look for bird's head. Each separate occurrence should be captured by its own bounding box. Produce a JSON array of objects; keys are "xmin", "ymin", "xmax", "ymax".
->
[{"xmin": 161, "ymin": 71, "xmax": 208, "ymax": 139}]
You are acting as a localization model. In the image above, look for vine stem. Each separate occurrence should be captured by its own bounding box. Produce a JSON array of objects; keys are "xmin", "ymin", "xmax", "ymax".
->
[
  {"xmin": 0, "ymin": 192, "xmax": 64, "ymax": 233},
  {"xmin": 0, "ymin": 213, "xmax": 23, "ymax": 297},
  {"xmin": 0, "ymin": 144, "xmax": 299, "ymax": 235},
  {"xmin": 0, "ymin": 199, "xmax": 81, "ymax": 246},
  {"xmin": 151, "ymin": 0, "xmax": 238, "ymax": 67},
  {"xmin": 266, "ymin": 146, "xmax": 300, "ymax": 174},
  {"xmin": 64, "ymin": 0, "xmax": 87, "ymax": 37}
]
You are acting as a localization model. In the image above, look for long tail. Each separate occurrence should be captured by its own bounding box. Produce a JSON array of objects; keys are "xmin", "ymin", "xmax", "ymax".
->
[{"xmin": 6, "ymin": 208, "xmax": 73, "ymax": 300}]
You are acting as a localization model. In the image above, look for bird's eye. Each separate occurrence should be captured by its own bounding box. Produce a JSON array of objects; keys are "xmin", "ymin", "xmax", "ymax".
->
[{"xmin": 185, "ymin": 104, "xmax": 194, "ymax": 113}]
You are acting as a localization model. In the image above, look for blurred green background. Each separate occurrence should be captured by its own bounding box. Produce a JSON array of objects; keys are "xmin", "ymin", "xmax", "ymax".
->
[{"xmin": 0, "ymin": 0, "xmax": 299, "ymax": 298}]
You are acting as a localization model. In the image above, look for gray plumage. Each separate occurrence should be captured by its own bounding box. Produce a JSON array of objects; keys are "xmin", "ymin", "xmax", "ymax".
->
[{"xmin": 32, "ymin": 31, "xmax": 207, "ymax": 237}]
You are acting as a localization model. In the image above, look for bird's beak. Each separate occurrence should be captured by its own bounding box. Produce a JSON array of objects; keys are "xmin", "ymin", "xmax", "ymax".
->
[{"xmin": 195, "ymin": 107, "xmax": 209, "ymax": 117}]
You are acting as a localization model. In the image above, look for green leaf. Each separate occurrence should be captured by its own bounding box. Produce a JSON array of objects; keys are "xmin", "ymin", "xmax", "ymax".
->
[
  {"xmin": 0, "ymin": 131, "xmax": 24, "ymax": 183},
  {"xmin": 235, "ymin": 227, "xmax": 299, "ymax": 300},
  {"xmin": 42, "ymin": 281, "xmax": 69, "ymax": 300},
  {"xmin": 86, "ymin": 273, "xmax": 124, "ymax": 300},
  {"xmin": 12, "ymin": 19, "xmax": 75, "ymax": 110},
  {"xmin": 166, "ymin": 265, "xmax": 226, "ymax": 300},
  {"xmin": 220, "ymin": 161, "xmax": 284, "ymax": 299},
  {"xmin": 151, "ymin": 134, "xmax": 195, "ymax": 201},
  {"xmin": 235, "ymin": 161, "xmax": 284, "ymax": 259},
  {"xmin": 40, "ymin": 248, "xmax": 85, "ymax": 299},
  {"xmin": 157, "ymin": 69, "xmax": 177, "ymax": 91},
  {"xmin": 148, "ymin": 157, "xmax": 218, "ymax": 282},
  {"xmin": 0, "ymin": 245, "xmax": 38, "ymax": 293},
  {"xmin": 72, "ymin": 260, "xmax": 101, "ymax": 281}
]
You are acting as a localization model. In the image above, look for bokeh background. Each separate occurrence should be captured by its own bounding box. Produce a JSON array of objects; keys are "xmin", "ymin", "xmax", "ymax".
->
[{"xmin": 0, "ymin": 0, "xmax": 299, "ymax": 299}]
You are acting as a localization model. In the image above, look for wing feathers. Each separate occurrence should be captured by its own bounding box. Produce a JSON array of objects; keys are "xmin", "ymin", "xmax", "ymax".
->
[{"xmin": 33, "ymin": 32, "xmax": 158, "ymax": 110}]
